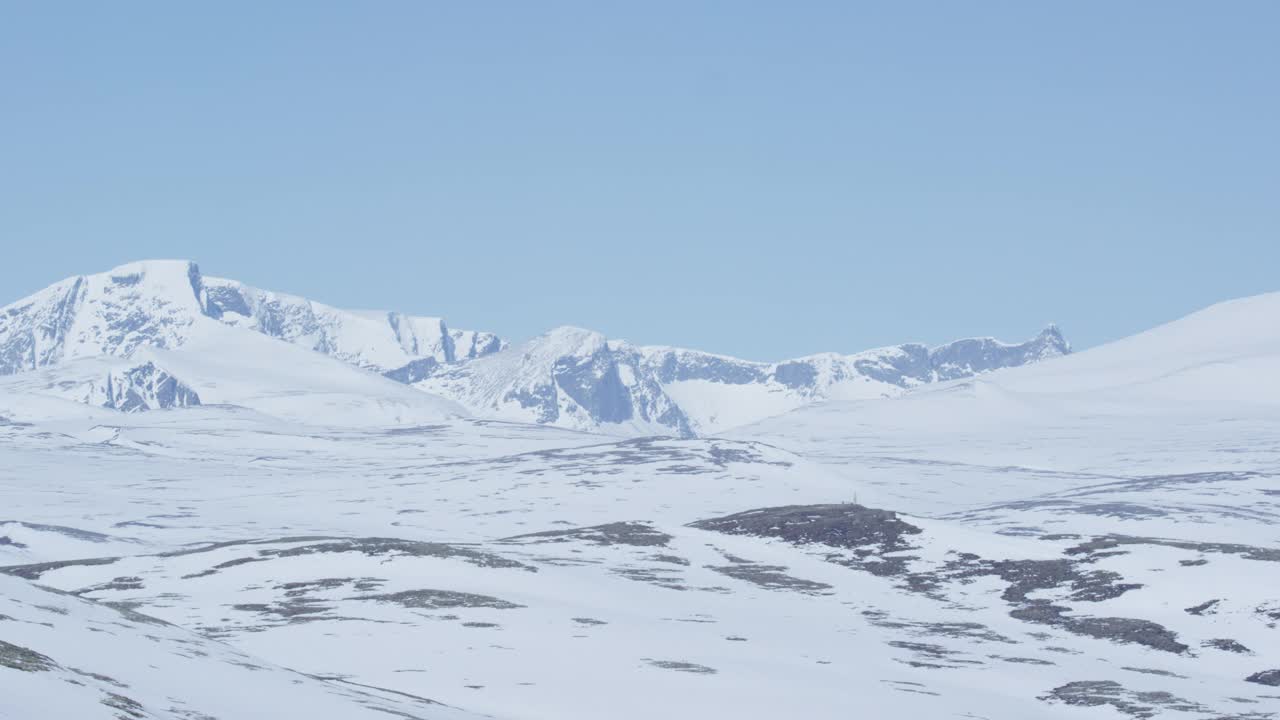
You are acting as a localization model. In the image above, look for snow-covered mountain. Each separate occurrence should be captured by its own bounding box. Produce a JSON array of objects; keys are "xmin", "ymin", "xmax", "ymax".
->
[
  {"xmin": 0, "ymin": 260, "xmax": 1068, "ymax": 435},
  {"xmin": 416, "ymin": 324, "xmax": 1069, "ymax": 436},
  {"xmin": 0, "ymin": 259, "xmax": 504, "ymax": 378},
  {"xmin": 0, "ymin": 260, "xmax": 500, "ymax": 425}
]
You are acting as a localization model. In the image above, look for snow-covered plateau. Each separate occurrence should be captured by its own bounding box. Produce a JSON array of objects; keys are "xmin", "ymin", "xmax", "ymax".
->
[{"xmin": 1, "ymin": 260, "xmax": 1277, "ymax": 720}]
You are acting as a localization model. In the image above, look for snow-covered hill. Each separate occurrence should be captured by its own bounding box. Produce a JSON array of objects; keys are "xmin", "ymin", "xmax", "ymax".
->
[
  {"xmin": 951, "ymin": 291, "xmax": 1280, "ymax": 404},
  {"xmin": 731, "ymin": 291, "xmax": 1280, "ymax": 493},
  {"xmin": 417, "ymin": 324, "xmax": 1069, "ymax": 436}
]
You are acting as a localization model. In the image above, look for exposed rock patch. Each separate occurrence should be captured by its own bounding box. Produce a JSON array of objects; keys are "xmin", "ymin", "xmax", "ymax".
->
[
  {"xmin": 0, "ymin": 639, "xmax": 57, "ymax": 672},
  {"xmin": 0, "ymin": 556, "xmax": 121, "ymax": 580},
  {"xmin": 504, "ymin": 522, "xmax": 672, "ymax": 548},
  {"xmin": 690, "ymin": 504, "xmax": 921, "ymax": 551},
  {"xmin": 643, "ymin": 659, "xmax": 717, "ymax": 674},
  {"xmin": 1067, "ymin": 535, "xmax": 1280, "ymax": 564},
  {"xmin": 1204, "ymin": 638, "xmax": 1252, "ymax": 654},
  {"xmin": 355, "ymin": 589, "xmax": 522, "ymax": 610},
  {"xmin": 1011, "ymin": 603, "xmax": 1188, "ymax": 654},
  {"xmin": 707, "ymin": 562, "xmax": 832, "ymax": 594},
  {"xmin": 1042, "ymin": 680, "xmax": 1207, "ymax": 718},
  {"xmin": 1246, "ymin": 670, "xmax": 1280, "ymax": 687},
  {"xmin": 1185, "ymin": 599, "xmax": 1220, "ymax": 616}
]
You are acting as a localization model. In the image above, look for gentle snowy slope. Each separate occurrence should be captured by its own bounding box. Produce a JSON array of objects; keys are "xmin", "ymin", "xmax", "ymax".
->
[
  {"xmin": 733, "ymin": 291, "xmax": 1280, "ymax": 495},
  {"xmin": 959, "ymin": 291, "xmax": 1280, "ymax": 403}
]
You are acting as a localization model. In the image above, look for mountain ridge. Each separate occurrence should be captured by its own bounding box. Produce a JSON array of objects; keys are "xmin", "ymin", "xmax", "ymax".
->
[
  {"xmin": 1, "ymin": 259, "xmax": 1071, "ymax": 435},
  {"xmin": 415, "ymin": 322, "xmax": 1070, "ymax": 436}
]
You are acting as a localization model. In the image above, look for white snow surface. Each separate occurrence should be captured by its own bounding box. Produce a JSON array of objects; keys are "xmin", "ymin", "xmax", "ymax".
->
[{"xmin": 2, "ymin": 275, "xmax": 1279, "ymax": 720}]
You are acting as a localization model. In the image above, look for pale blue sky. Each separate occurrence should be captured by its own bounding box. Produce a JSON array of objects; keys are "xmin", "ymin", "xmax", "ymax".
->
[{"xmin": 2, "ymin": 2, "xmax": 1277, "ymax": 361}]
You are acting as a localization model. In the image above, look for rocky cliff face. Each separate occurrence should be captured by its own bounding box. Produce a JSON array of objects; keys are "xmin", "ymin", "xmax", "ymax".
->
[
  {"xmin": 99, "ymin": 361, "xmax": 202, "ymax": 411},
  {"xmin": 929, "ymin": 326, "xmax": 1069, "ymax": 381}
]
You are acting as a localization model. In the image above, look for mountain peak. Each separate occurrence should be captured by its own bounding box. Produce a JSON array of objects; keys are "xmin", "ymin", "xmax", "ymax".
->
[
  {"xmin": 102, "ymin": 259, "xmax": 205, "ymax": 298},
  {"xmin": 541, "ymin": 325, "xmax": 604, "ymax": 341},
  {"xmin": 532, "ymin": 326, "xmax": 610, "ymax": 357},
  {"xmin": 1037, "ymin": 322, "xmax": 1063, "ymax": 339},
  {"xmin": 1030, "ymin": 323, "xmax": 1071, "ymax": 355},
  {"xmin": 105, "ymin": 258, "xmax": 199, "ymax": 276}
]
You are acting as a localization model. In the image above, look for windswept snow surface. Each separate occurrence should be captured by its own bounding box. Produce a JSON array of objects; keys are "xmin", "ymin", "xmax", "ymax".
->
[
  {"xmin": 2, "ymin": 274, "xmax": 1279, "ymax": 719},
  {"xmin": 0, "ymin": 574, "xmax": 483, "ymax": 720}
]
